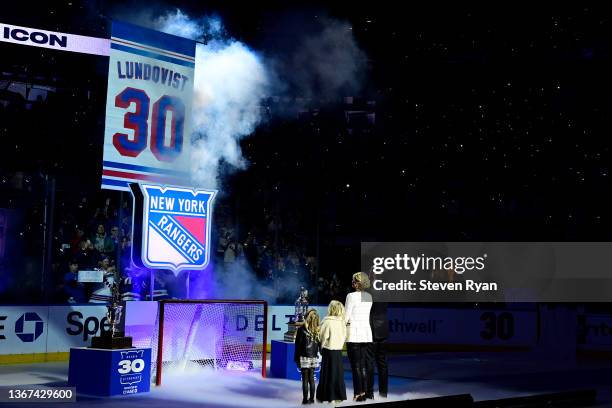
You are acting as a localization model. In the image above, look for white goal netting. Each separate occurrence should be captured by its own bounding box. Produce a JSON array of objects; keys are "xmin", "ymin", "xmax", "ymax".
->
[{"xmin": 150, "ymin": 300, "xmax": 267, "ymax": 385}]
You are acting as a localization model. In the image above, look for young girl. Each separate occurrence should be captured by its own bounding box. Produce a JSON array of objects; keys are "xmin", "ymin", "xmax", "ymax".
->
[
  {"xmin": 294, "ymin": 309, "xmax": 321, "ymax": 404},
  {"xmin": 316, "ymin": 300, "xmax": 347, "ymax": 403}
]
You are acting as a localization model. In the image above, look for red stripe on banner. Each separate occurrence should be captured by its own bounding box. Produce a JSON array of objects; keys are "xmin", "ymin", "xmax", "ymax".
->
[{"xmin": 102, "ymin": 169, "xmax": 179, "ymax": 184}]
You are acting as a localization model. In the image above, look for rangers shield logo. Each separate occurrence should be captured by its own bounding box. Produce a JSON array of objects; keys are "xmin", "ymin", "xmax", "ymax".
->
[{"xmin": 131, "ymin": 183, "xmax": 216, "ymax": 273}]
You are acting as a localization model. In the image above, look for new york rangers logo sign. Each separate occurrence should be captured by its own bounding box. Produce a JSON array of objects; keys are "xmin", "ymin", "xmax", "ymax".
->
[{"xmin": 130, "ymin": 183, "xmax": 216, "ymax": 272}]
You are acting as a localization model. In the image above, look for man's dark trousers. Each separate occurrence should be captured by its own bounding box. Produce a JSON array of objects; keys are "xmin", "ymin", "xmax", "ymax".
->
[{"xmin": 367, "ymin": 301, "xmax": 388, "ymax": 397}]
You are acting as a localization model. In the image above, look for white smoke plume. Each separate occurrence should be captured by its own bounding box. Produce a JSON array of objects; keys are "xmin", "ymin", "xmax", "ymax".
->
[{"xmin": 156, "ymin": 10, "xmax": 270, "ymax": 191}]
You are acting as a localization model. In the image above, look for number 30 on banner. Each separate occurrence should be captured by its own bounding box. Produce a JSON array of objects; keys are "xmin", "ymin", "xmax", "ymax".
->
[{"xmin": 112, "ymin": 87, "xmax": 185, "ymax": 162}]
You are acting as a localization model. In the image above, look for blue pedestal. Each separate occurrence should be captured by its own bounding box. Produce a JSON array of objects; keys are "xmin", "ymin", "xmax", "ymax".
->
[
  {"xmin": 68, "ymin": 347, "xmax": 151, "ymax": 396},
  {"xmin": 270, "ymin": 340, "xmax": 301, "ymax": 380}
]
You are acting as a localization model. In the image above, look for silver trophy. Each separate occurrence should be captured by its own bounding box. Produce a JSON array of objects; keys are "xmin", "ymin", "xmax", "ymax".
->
[
  {"xmin": 295, "ymin": 287, "xmax": 309, "ymax": 322},
  {"xmin": 90, "ymin": 275, "xmax": 133, "ymax": 349},
  {"xmin": 106, "ymin": 281, "xmax": 124, "ymax": 338},
  {"xmin": 284, "ymin": 286, "xmax": 310, "ymax": 342}
]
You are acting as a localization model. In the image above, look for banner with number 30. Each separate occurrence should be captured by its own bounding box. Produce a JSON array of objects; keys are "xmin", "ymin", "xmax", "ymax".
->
[{"xmin": 101, "ymin": 21, "xmax": 196, "ymax": 191}]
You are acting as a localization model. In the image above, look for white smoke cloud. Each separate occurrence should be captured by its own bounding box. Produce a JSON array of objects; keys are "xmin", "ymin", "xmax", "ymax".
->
[
  {"xmin": 190, "ymin": 41, "xmax": 269, "ymax": 189},
  {"xmin": 155, "ymin": 9, "xmax": 203, "ymax": 40},
  {"xmin": 153, "ymin": 9, "xmax": 371, "ymax": 191},
  {"xmin": 156, "ymin": 10, "xmax": 271, "ymax": 191}
]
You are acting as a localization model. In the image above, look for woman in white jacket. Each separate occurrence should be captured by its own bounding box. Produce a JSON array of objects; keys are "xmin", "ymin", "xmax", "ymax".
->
[{"xmin": 345, "ymin": 272, "xmax": 373, "ymax": 402}]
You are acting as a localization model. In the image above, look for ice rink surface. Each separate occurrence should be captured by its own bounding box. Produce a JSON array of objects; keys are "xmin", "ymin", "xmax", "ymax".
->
[{"xmin": 1, "ymin": 351, "xmax": 612, "ymax": 407}]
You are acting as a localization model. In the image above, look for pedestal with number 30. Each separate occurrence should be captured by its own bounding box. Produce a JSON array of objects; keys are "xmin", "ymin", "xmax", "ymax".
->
[{"xmin": 68, "ymin": 347, "xmax": 151, "ymax": 396}]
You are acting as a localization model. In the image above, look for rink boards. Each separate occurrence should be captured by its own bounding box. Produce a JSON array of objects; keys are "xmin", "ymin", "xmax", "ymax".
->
[{"xmin": 0, "ymin": 303, "xmax": 608, "ymax": 363}]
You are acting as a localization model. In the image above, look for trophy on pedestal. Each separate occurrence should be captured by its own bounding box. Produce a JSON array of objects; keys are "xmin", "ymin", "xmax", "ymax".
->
[
  {"xmin": 90, "ymin": 278, "xmax": 133, "ymax": 349},
  {"xmin": 284, "ymin": 286, "xmax": 310, "ymax": 342}
]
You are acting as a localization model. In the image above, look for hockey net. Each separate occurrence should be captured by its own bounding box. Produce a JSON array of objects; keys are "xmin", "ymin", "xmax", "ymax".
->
[{"xmin": 151, "ymin": 300, "xmax": 268, "ymax": 385}]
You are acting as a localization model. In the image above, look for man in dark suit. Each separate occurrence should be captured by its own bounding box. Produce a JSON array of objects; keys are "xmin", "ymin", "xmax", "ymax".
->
[{"xmin": 366, "ymin": 300, "xmax": 389, "ymax": 399}]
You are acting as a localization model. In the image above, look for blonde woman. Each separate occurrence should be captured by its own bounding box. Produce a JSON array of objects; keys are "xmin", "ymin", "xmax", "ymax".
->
[
  {"xmin": 345, "ymin": 272, "xmax": 373, "ymax": 402},
  {"xmin": 294, "ymin": 309, "xmax": 321, "ymax": 404},
  {"xmin": 315, "ymin": 300, "xmax": 347, "ymax": 403}
]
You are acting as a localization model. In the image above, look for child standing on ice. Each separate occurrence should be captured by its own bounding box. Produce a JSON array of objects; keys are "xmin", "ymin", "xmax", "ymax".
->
[
  {"xmin": 316, "ymin": 300, "xmax": 347, "ymax": 403},
  {"xmin": 294, "ymin": 309, "xmax": 321, "ymax": 404}
]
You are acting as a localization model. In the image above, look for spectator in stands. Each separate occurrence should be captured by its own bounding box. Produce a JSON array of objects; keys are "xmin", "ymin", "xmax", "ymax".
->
[
  {"xmin": 89, "ymin": 260, "xmax": 116, "ymax": 304},
  {"xmin": 91, "ymin": 207, "xmax": 106, "ymax": 231},
  {"xmin": 63, "ymin": 259, "xmax": 85, "ymax": 303},
  {"xmin": 120, "ymin": 267, "xmax": 148, "ymax": 301},
  {"xmin": 98, "ymin": 255, "xmax": 114, "ymax": 273},
  {"xmin": 317, "ymin": 277, "xmax": 328, "ymax": 300},
  {"xmin": 119, "ymin": 235, "xmax": 131, "ymax": 273},
  {"xmin": 76, "ymin": 239, "xmax": 96, "ymax": 269},
  {"xmin": 120, "ymin": 275, "xmax": 143, "ymax": 301},
  {"xmin": 119, "ymin": 212, "xmax": 131, "ymax": 238},
  {"xmin": 92, "ymin": 224, "xmax": 113, "ymax": 255},
  {"xmin": 121, "ymin": 235, "xmax": 131, "ymax": 251},
  {"xmin": 150, "ymin": 270, "xmax": 175, "ymax": 300},
  {"xmin": 75, "ymin": 197, "xmax": 90, "ymax": 227},
  {"xmin": 109, "ymin": 225, "xmax": 120, "ymax": 250},
  {"xmin": 102, "ymin": 197, "xmax": 116, "ymax": 220},
  {"xmin": 89, "ymin": 275, "xmax": 112, "ymax": 303},
  {"xmin": 70, "ymin": 227, "xmax": 85, "ymax": 255}
]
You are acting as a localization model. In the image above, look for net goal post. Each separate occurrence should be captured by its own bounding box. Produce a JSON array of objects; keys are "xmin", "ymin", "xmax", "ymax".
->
[{"xmin": 151, "ymin": 299, "xmax": 268, "ymax": 385}]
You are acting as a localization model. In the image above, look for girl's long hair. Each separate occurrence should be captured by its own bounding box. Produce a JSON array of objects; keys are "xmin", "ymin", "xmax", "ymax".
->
[{"xmin": 304, "ymin": 309, "xmax": 320, "ymax": 339}]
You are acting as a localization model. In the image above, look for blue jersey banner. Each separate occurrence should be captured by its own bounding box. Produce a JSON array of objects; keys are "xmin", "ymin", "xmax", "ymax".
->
[
  {"xmin": 131, "ymin": 183, "xmax": 216, "ymax": 273},
  {"xmin": 101, "ymin": 21, "xmax": 196, "ymax": 191}
]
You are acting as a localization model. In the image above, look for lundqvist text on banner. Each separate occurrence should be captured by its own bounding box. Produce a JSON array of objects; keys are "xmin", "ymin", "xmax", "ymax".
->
[
  {"xmin": 131, "ymin": 183, "xmax": 216, "ymax": 273},
  {"xmin": 101, "ymin": 21, "xmax": 196, "ymax": 191}
]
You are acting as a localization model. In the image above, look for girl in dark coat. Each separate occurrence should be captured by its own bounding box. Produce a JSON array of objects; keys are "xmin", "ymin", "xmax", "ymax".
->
[{"xmin": 294, "ymin": 309, "xmax": 321, "ymax": 404}]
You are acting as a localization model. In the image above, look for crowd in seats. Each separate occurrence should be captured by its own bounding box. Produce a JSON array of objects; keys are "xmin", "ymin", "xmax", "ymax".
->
[
  {"xmin": 51, "ymin": 193, "xmax": 129, "ymax": 303},
  {"xmin": 49, "ymin": 193, "xmax": 327, "ymax": 304}
]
